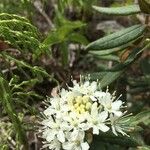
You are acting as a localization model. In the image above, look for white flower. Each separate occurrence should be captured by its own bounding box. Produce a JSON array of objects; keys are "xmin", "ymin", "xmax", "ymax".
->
[
  {"xmin": 63, "ymin": 111, "xmax": 89, "ymax": 131},
  {"xmin": 87, "ymin": 103, "xmax": 109, "ymax": 134},
  {"xmin": 41, "ymin": 117, "xmax": 66, "ymax": 143},
  {"xmin": 97, "ymin": 92, "xmax": 123, "ymax": 116},
  {"xmin": 44, "ymin": 138, "xmax": 61, "ymax": 150},
  {"xmin": 71, "ymin": 80, "xmax": 98, "ymax": 96},
  {"xmin": 40, "ymin": 76, "xmax": 129, "ymax": 149},
  {"xmin": 63, "ymin": 130, "xmax": 89, "ymax": 150}
]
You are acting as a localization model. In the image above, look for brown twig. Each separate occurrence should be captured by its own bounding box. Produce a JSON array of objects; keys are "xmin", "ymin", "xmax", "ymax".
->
[{"xmin": 33, "ymin": 0, "xmax": 55, "ymax": 29}]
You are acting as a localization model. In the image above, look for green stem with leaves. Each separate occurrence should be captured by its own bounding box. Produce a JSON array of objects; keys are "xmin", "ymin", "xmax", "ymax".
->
[{"xmin": 0, "ymin": 76, "xmax": 28, "ymax": 149}]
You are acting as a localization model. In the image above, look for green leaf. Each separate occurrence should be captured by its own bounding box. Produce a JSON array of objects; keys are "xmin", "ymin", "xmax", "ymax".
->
[
  {"xmin": 86, "ymin": 25, "xmax": 146, "ymax": 51},
  {"xmin": 0, "ymin": 13, "xmax": 40, "ymax": 53},
  {"xmin": 90, "ymin": 43, "xmax": 149, "ymax": 88},
  {"xmin": 100, "ymin": 71, "xmax": 123, "ymax": 88},
  {"xmin": 90, "ymin": 140, "xmax": 106, "ymax": 150},
  {"xmin": 41, "ymin": 21, "xmax": 85, "ymax": 46},
  {"xmin": 92, "ymin": 54, "xmax": 120, "ymax": 62},
  {"xmin": 0, "ymin": 53, "xmax": 58, "ymax": 84},
  {"xmin": 137, "ymin": 146, "xmax": 150, "ymax": 150},
  {"xmin": 0, "ymin": 76, "xmax": 28, "ymax": 148},
  {"xmin": 68, "ymin": 33, "xmax": 89, "ymax": 45},
  {"xmin": 61, "ymin": 42, "xmax": 68, "ymax": 66},
  {"xmin": 95, "ymin": 133, "xmax": 140, "ymax": 147},
  {"xmin": 128, "ymin": 75, "xmax": 150, "ymax": 87},
  {"xmin": 140, "ymin": 57, "xmax": 150, "ymax": 75},
  {"xmin": 89, "ymin": 47, "xmax": 124, "ymax": 56},
  {"xmin": 110, "ymin": 43, "xmax": 150, "ymax": 72},
  {"xmin": 90, "ymin": 71, "xmax": 123, "ymax": 88},
  {"xmin": 138, "ymin": 0, "xmax": 150, "ymax": 14},
  {"xmin": 116, "ymin": 111, "xmax": 150, "ymax": 133},
  {"xmin": 89, "ymin": 72, "xmax": 107, "ymax": 81},
  {"xmin": 130, "ymin": 110, "xmax": 150, "ymax": 126},
  {"xmin": 93, "ymin": 5, "xmax": 141, "ymax": 16},
  {"xmin": 0, "ymin": 13, "xmax": 29, "ymax": 22},
  {"xmin": 0, "ymin": 145, "xmax": 9, "ymax": 150}
]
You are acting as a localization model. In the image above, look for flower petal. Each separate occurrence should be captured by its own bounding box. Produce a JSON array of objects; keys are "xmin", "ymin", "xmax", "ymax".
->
[
  {"xmin": 57, "ymin": 130, "xmax": 65, "ymax": 143},
  {"xmin": 45, "ymin": 130, "xmax": 56, "ymax": 142},
  {"xmin": 113, "ymin": 110, "xmax": 122, "ymax": 117},
  {"xmin": 63, "ymin": 142, "xmax": 74, "ymax": 150},
  {"xmin": 93, "ymin": 126, "xmax": 99, "ymax": 134},
  {"xmin": 112, "ymin": 100, "xmax": 122, "ymax": 110},
  {"xmin": 81, "ymin": 142, "xmax": 90, "ymax": 150},
  {"xmin": 98, "ymin": 123, "xmax": 109, "ymax": 132},
  {"xmin": 99, "ymin": 111, "xmax": 108, "ymax": 122}
]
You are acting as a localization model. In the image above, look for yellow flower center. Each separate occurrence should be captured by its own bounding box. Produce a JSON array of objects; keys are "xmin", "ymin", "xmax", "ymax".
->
[{"xmin": 71, "ymin": 95, "xmax": 92, "ymax": 115}]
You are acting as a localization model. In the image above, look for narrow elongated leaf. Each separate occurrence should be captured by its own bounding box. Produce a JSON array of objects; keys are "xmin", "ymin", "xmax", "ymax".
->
[
  {"xmin": 138, "ymin": 146, "xmax": 150, "ymax": 150},
  {"xmin": 130, "ymin": 110, "xmax": 150, "ymax": 126},
  {"xmin": 90, "ymin": 48, "xmax": 120, "ymax": 56},
  {"xmin": 0, "ymin": 76, "xmax": 28, "ymax": 148},
  {"xmin": 86, "ymin": 25, "xmax": 146, "ymax": 51},
  {"xmin": 100, "ymin": 71, "xmax": 123, "ymax": 88},
  {"xmin": 92, "ymin": 54, "xmax": 120, "ymax": 62},
  {"xmin": 61, "ymin": 42, "xmax": 68, "ymax": 66},
  {"xmin": 90, "ymin": 70, "xmax": 123, "ymax": 88},
  {"xmin": 93, "ymin": 5, "xmax": 141, "ymax": 16},
  {"xmin": 0, "ymin": 13, "xmax": 29, "ymax": 22},
  {"xmin": 95, "ymin": 133, "xmax": 140, "ymax": 147},
  {"xmin": 89, "ymin": 46, "xmax": 125, "ymax": 56},
  {"xmin": 89, "ymin": 72, "xmax": 107, "ymax": 81},
  {"xmin": 90, "ymin": 43, "xmax": 149, "ymax": 87}
]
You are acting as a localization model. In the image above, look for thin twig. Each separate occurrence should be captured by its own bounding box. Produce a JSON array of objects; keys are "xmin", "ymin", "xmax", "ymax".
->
[
  {"xmin": 33, "ymin": 0, "xmax": 55, "ymax": 29},
  {"xmin": 2, "ymin": 66, "xmax": 17, "ymax": 74}
]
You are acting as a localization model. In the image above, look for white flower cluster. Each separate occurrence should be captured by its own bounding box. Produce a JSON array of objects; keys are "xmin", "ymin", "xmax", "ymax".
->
[{"xmin": 40, "ymin": 77, "xmax": 128, "ymax": 150}]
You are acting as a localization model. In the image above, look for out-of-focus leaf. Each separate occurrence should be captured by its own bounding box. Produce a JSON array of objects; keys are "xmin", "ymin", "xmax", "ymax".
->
[
  {"xmin": 61, "ymin": 42, "xmax": 68, "ymax": 66},
  {"xmin": 86, "ymin": 25, "xmax": 146, "ymax": 51},
  {"xmin": 0, "ymin": 145, "xmax": 9, "ymax": 150},
  {"xmin": 128, "ymin": 75, "xmax": 150, "ymax": 87},
  {"xmin": 92, "ymin": 54, "xmax": 120, "ymax": 62},
  {"xmin": 138, "ymin": 0, "xmax": 150, "ymax": 14},
  {"xmin": 130, "ymin": 110, "xmax": 150, "ymax": 126},
  {"xmin": 129, "ymin": 86, "xmax": 150, "ymax": 94},
  {"xmin": 68, "ymin": 33, "xmax": 89, "ymax": 45},
  {"xmin": 93, "ymin": 5, "xmax": 141, "ymax": 16},
  {"xmin": 41, "ymin": 21, "xmax": 85, "ymax": 51},
  {"xmin": 137, "ymin": 146, "xmax": 150, "ymax": 150},
  {"xmin": 90, "ymin": 42, "xmax": 150, "ymax": 88},
  {"xmin": 140, "ymin": 57, "xmax": 150, "ymax": 75},
  {"xmin": 89, "ymin": 47, "xmax": 122, "ymax": 56},
  {"xmin": 0, "ymin": 13, "xmax": 29, "ymax": 22},
  {"xmin": 90, "ymin": 140, "xmax": 106, "ymax": 150},
  {"xmin": 108, "ymin": 45, "xmax": 148, "ymax": 72},
  {"xmin": 127, "ymin": 74, "xmax": 150, "ymax": 95}
]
